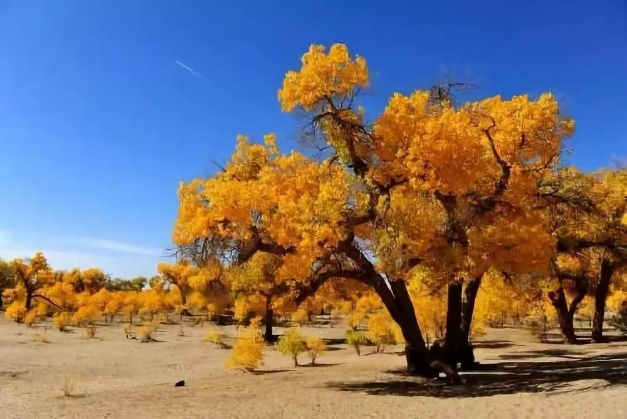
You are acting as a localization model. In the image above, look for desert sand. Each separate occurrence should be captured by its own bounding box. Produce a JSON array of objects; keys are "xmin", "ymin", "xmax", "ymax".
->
[{"xmin": 0, "ymin": 318, "xmax": 625, "ymax": 419}]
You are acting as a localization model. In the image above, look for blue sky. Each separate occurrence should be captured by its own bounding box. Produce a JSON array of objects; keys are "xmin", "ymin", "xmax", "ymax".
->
[{"xmin": 0, "ymin": 0, "xmax": 625, "ymax": 278}]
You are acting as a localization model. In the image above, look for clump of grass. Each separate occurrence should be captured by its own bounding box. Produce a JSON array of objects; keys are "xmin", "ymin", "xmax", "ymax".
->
[
  {"xmin": 83, "ymin": 325, "xmax": 97, "ymax": 339},
  {"xmin": 53, "ymin": 312, "xmax": 73, "ymax": 332},
  {"xmin": 31, "ymin": 332, "xmax": 50, "ymax": 343},
  {"xmin": 277, "ymin": 328, "xmax": 307, "ymax": 367},
  {"xmin": 346, "ymin": 330, "xmax": 367, "ymax": 356},
  {"xmin": 122, "ymin": 322, "xmax": 134, "ymax": 339},
  {"xmin": 225, "ymin": 327, "xmax": 265, "ymax": 372},
  {"xmin": 137, "ymin": 321, "xmax": 159, "ymax": 342},
  {"xmin": 306, "ymin": 336, "xmax": 326, "ymax": 364},
  {"xmin": 61, "ymin": 375, "xmax": 79, "ymax": 397},
  {"xmin": 203, "ymin": 327, "xmax": 228, "ymax": 348},
  {"xmin": 24, "ymin": 310, "xmax": 38, "ymax": 327}
]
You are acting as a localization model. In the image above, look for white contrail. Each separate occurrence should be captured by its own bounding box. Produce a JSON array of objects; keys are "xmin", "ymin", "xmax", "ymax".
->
[{"xmin": 175, "ymin": 60, "xmax": 207, "ymax": 81}]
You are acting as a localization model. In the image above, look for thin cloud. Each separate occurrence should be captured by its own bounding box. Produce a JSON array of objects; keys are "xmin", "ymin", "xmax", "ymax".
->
[
  {"xmin": 608, "ymin": 155, "xmax": 627, "ymax": 169},
  {"xmin": 71, "ymin": 237, "xmax": 163, "ymax": 257},
  {"xmin": 0, "ymin": 245, "xmax": 164, "ymax": 278},
  {"xmin": 175, "ymin": 60, "xmax": 207, "ymax": 82},
  {"xmin": 0, "ymin": 233, "xmax": 172, "ymax": 278}
]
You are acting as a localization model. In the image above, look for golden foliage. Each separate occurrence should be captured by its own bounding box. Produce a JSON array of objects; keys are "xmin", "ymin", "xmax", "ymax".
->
[
  {"xmin": 203, "ymin": 327, "xmax": 227, "ymax": 348},
  {"xmin": 277, "ymin": 327, "xmax": 307, "ymax": 366},
  {"xmin": 278, "ymin": 44, "xmax": 368, "ymax": 112},
  {"xmin": 291, "ymin": 308, "xmax": 309, "ymax": 325},
  {"xmin": 345, "ymin": 330, "xmax": 368, "ymax": 356},
  {"xmin": 136, "ymin": 323, "xmax": 158, "ymax": 342},
  {"xmin": 366, "ymin": 312, "xmax": 396, "ymax": 353},
  {"xmin": 305, "ymin": 336, "xmax": 326, "ymax": 364},
  {"xmin": 53, "ymin": 312, "xmax": 72, "ymax": 331},
  {"xmin": 225, "ymin": 327, "xmax": 265, "ymax": 371},
  {"xmin": 5, "ymin": 301, "xmax": 27, "ymax": 323}
]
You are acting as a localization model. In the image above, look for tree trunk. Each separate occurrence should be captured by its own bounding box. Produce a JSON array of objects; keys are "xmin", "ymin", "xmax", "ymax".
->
[
  {"xmin": 383, "ymin": 279, "xmax": 436, "ymax": 377},
  {"xmin": 549, "ymin": 287, "xmax": 578, "ymax": 343},
  {"xmin": 592, "ymin": 260, "xmax": 613, "ymax": 343},
  {"xmin": 459, "ymin": 276, "xmax": 481, "ymax": 368},
  {"xmin": 179, "ymin": 291, "xmax": 193, "ymax": 317},
  {"xmin": 442, "ymin": 281, "xmax": 463, "ymax": 369},
  {"xmin": 25, "ymin": 289, "xmax": 33, "ymax": 311},
  {"xmin": 461, "ymin": 277, "xmax": 481, "ymax": 341},
  {"xmin": 264, "ymin": 295, "xmax": 274, "ymax": 343}
]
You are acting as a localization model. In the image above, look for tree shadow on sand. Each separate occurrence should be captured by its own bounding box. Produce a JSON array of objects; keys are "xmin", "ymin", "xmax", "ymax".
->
[
  {"xmin": 249, "ymin": 369, "xmax": 292, "ymax": 375},
  {"xmin": 498, "ymin": 347, "xmax": 586, "ymax": 360},
  {"xmin": 327, "ymin": 352, "xmax": 627, "ymax": 398},
  {"xmin": 472, "ymin": 340, "xmax": 516, "ymax": 350},
  {"xmin": 302, "ymin": 363, "xmax": 341, "ymax": 368}
]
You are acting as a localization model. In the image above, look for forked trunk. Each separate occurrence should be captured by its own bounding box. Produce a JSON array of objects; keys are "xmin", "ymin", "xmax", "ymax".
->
[
  {"xmin": 592, "ymin": 260, "xmax": 613, "ymax": 343},
  {"xmin": 549, "ymin": 287, "xmax": 578, "ymax": 343},
  {"xmin": 376, "ymin": 278, "xmax": 459, "ymax": 381},
  {"xmin": 385, "ymin": 280, "xmax": 435, "ymax": 377}
]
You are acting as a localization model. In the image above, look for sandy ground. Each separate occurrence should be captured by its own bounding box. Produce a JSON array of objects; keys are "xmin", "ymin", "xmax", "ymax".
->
[{"xmin": 0, "ymin": 318, "xmax": 626, "ymax": 419}]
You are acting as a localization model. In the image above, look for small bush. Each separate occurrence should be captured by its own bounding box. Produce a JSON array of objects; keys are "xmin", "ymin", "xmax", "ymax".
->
[
  {"xmin": 31, "ymin": 333, "xmax": 50, "ymax": 343},
  {"xmin": 72, "ymin": 304, "xmax": 102, "ymax": 326},
  {"xmin": 367, "ymin": 312, "xmax": 395, "ymax": 352},
  {"xmin": 291, "ymin": 309, "xmax": 309, "ymax": 325},
  {"xmin": 277, "ymin": 328, "xmax": 307, "ymax": 367},
  {"xmin": 5, "ymin": 301, "xmax": 26, "ymax": 323},
  {"xmin": 203, "ymin": 327, "xmax": 227, "ymax": 348},
  {"xmin": 305, "ymin": 336, "xmax": 326, "ymax": 364},
  {"xmin": 84, "ymin": 325, "xmax": 97, "ymax": 339},
  {"xmin": 61, "ymin": 375, "xmax": 78, "ymax": 397},
  {"xmin": 225, "ymin": 327, "xmax": 265, "ymax": 371},
  {"xmin": 136, "ymin": 324, "xmax": 157, "ymax": 342},
  {"xmin": 345, "ymin": 330, "xmax": 367, "ymax": 356},
  {"xmin": 23, "ymin": 310, "xmax": 38, "ymax": 327},
  {"xmin": 53, "ymin": 312, "xmax": 73, "ymax": 332}
]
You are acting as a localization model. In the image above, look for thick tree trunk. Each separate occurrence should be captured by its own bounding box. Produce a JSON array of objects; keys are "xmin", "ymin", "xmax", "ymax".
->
[
  {"xmin": 264, "ymin": 295, "xmax": 274, "ymax": 343},
  {"xmin": 442, "ymin": 281, "xmax": 463, "ymax": 369},
  {"xmin": 179, "ymin": 291, "xmax": 193, "ymax": 317},
  {"xmin": 383, "ymin": 279, "xmax": 461, "ymax": 382},
  {"xmin": 25, "ymin": 290, "xmax": 33, "ymax": 311},
  {"xmin": 459, "ymin": 276, "xmax": 481, "ymax": 368},
  {"xmin": 549, "ymin": 287, "xmax": 578, "ymax": 343},
  {"xmin": 592, "ymin": 260, "xmax": 613, "ymax": 343},
  {"xmin": 379, "ymin": 279, "xmax": 436, "ymax": 377},
  {"xmin": 461, "ymin": 277, "xmax": 481, "ymax": 340},
  {"xmin": 340, "ymin": 241, "xmax": 455, "ymax": 379}
]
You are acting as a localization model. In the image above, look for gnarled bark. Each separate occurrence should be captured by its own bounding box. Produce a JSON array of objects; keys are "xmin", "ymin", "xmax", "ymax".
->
[
  {"xmin": 25, "ymin": 289, "xmax": 33, "ymax": 311},
  {"xmin": 592, "ymin": 259, "xmax": 613, "ymax": 343},
  {"xmin": 441, "ymin": 276, "xmax": 482, "ymax": 370},
  {"xmin": 459, "ymin": 276, "xmax": 482, "ymax": 368},
  {"xmin": 461, "ymin": 277, "xmax": 482, "ymax": 341},
  {"xmin": 548, "ymin": 286, "xmax": 580, "ymax": 343},
  {"xmin": 384, "ymin": 279, "xmax": 460, "ymax": 383}
]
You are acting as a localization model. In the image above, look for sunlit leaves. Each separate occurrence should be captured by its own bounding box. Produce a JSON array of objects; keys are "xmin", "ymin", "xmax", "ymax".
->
[{"xmin": 278, "ymin": 44, "xmax": 369, "ymax": 112}]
